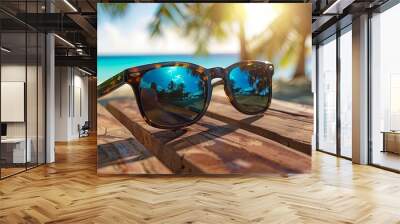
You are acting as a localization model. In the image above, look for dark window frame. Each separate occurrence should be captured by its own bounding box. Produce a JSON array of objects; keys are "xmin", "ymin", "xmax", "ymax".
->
[
  {"xmin": 0, "ymin": 0, "xmax": 47, "ymax": 180},
  {"xmin": 315, "ymin": 21, "xmax": 352, "ymax": 161}
]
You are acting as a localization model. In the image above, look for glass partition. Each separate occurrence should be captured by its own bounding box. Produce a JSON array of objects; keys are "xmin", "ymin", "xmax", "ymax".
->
[
  {"xmin": 0, "ymin": 1, "xmax": 46, "ymax": 179},
  {"xmin": 317, "ymin": 36, "xmax": 337, "ymax": 154},
  {"xmin": 339, "ymin": 28, "xmax": 352, "ymax": 158},
  {"xmin": 1, "ymin": 30, "xmax": 27, "ymax": 177}
]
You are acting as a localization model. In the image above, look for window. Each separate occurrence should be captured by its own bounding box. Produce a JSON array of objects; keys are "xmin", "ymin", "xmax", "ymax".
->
[
  {"xmin": 317, "ymin": 36, "xmax": 337, "ymax": 154},
  {"xmin": 339, "ymin": 28, "xmax": 352, "ymax": 158},
  {"xmin": 370, "ymin": 3, "xmax": 400, "ymax": 171}
]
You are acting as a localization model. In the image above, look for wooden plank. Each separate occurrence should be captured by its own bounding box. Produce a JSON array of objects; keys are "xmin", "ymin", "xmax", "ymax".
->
[
  {"xmin": 208, "ymin": 95, "xmax": 313, "ymax": 154},
  {"xmin": 97, "ymin": 102, "xmax": 171, "ymax": 175},
  {"xmin": 104, "ymin": 95, "xmax": 311, "ymax": 174}
]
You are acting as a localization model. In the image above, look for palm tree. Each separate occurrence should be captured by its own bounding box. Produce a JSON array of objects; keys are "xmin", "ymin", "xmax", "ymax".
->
[
  {"xmin": 148, "ymin": 3, "xmax": 249, "ymax": 59},
  {"xmin": 248, "ymin": 4, "xmax": 311, "ymax": 80},
  {"xmin": 100, "ymin": 3, "xmax": 311, "ymax": 80},
  {"xmin": 99, "ymin": 3, "xmax": 128, "ymax": 17},
  {"xmin": 149, "ymin": 3, "xmax": 310, "ymax": 80}
]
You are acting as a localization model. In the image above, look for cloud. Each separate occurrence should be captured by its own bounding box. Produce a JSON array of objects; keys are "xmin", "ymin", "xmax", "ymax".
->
[
  {"xmin": 98, "ymin": 21, "xmax": 193, "ymax": 55},
  {"xmin": 98, "ymin": 5, "xmax": 240, "ymax": 56}
]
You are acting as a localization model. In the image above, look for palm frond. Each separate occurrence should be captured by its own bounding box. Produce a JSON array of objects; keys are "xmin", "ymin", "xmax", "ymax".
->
[
  {"xmin": 148, "ymin": 4, "xmax": 189, "ymax": 38},
  {"xmin": 100, "ymin": 3, "xmax": 128, "ymax": 17},
  {"xmin": 279, "ymin": 39, "xmax": 299, "ymax": 68}
]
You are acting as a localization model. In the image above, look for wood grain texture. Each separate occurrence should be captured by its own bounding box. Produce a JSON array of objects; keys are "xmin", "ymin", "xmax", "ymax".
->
[
  {"xmin": 104, "ymin": 99, "xmax": 310, "ymax": 174},
  {"xmin": 209, "ymin": 92, "xmax": 313, "ymax": 154},
  {"xmin": 0, "ymin": 136, "xmax": 400, "ymax": 223},
  {"xmin": 98, "ymin": 86, "xmax": 311, "ymax": 175},
  {"xmin": 97, "ymin": 102, "xmax": 171, "ymax": 174}
]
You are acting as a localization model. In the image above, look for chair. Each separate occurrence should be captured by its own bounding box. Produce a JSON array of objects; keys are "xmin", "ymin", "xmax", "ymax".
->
[{"xmin": 79, "ymin": 121, "xmax": 90, "ymax": 138}]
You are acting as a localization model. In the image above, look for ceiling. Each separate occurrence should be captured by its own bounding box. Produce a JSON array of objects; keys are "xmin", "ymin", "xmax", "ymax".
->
[
  {"xmin": 0, "ymin": 0, "xmax": 97, "ymax": 74},
  {"xmin": 311, "ymin": 0, "xmax": 390, "ymax": 43}
]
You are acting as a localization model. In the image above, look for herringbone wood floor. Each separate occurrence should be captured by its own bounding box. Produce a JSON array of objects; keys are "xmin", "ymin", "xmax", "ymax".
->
[{"xmin": 1, "ymin": 136, "xmax": 400, "ymax": 223}]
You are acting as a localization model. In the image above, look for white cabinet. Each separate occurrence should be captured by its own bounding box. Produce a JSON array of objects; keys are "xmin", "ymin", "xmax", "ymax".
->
[{"xmin": 1, "ymin": 138, "xmax": 32, "ymax": 163}]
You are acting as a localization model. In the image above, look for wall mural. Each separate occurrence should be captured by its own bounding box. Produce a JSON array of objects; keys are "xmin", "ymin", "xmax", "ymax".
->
[{"xmin": 97, "ymin": 3, "xmax": 313, "ymax": 175}]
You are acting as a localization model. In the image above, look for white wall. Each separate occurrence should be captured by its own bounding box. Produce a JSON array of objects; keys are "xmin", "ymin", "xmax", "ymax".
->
[
  {"xmin": 55, "ymin": 67, "xmax": 89, "ymax": 141},
  {"xmin": 1, "ymin": 65, "xmax": 32, "ymax": 138},
  {"xmin": 1, "ymin": 65, "xmax": 26, "ymax": 140},
  {"xmin": 1, "ymin": 63, "xmax": 46, "ymax": 164},
  {"xmin": 55, "ymin": 67, "xmax": 69, "ymax": 141},
  {"xmin": 73, "ymin": 73, "xmax": 89, "ymax": 137}
]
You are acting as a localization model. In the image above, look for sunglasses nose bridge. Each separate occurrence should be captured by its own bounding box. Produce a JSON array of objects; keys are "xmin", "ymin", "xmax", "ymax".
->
[{"xmin": 208, "ymin": 67, "xmax": 226, "ymax": 80}]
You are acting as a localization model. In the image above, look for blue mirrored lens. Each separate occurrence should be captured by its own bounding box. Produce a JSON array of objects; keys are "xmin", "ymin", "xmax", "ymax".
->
[
  {"xmin": 139, "ymin": 66, "xmax": 207, "ymax": 127},
  {"xmin": 228, "ymin": 64, "xmax": 270, "ymax": 113}
]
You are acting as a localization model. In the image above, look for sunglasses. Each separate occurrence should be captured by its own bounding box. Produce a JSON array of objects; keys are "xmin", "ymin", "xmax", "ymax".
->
[{"xmin": 98, "ymin": 61, "xmax": 274, "ymax": 129}]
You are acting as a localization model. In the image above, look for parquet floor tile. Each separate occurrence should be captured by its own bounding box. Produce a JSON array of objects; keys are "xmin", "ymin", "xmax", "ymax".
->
[{"xmin": 1, "ymin": 136, "xmax": 399, "ymax": 223}]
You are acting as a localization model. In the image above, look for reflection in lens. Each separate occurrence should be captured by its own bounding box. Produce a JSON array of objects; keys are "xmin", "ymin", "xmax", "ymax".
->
[
  {"xmin": 139, "ymin": 66, "xmax": 206, "ymax": 127},
  {"xmin": 228, "ymin": 64, "xmax": 270, "ymax": 113}
]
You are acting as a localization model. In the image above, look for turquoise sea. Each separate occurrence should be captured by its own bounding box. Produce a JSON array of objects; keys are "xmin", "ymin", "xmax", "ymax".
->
[
  {"xmin": 97, "ymin": 54, "xmax": 239, "ymax": 84},
  {"xmin": 97, "ymin": 53, "xmax": 312, "ymax": 85}
]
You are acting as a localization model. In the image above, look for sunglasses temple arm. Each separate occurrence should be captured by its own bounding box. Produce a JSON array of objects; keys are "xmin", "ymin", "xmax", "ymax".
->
[{"xmin": 97, "ymin": 70, "xmax": 127, "ymax": 98}]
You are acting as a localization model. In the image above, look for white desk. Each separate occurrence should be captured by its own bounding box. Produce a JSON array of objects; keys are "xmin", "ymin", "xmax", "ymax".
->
[{"xmin": 1, "ymin": 138, "xmax": 31, "ymax": 163}]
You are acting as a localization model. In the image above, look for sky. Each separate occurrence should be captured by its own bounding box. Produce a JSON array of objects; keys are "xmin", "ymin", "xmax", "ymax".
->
[{"xmin": 97, "ymin": 3, "xmax": 280, "ymax": 56}]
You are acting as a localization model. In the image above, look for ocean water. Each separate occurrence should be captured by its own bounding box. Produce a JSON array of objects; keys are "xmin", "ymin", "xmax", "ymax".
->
[{"xmin": 97, "ymin": 54, "xmax": 239, "ymax": 84}]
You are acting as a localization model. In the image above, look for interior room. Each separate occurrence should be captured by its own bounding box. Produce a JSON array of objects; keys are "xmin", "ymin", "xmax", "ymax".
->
[
  {"xmin": 54, "ymin": 66, "xmax": 92, "ymax": 141},
  {"xmin": 0, "ymin": 0, "xmax": 399, "ymax": 223},
  {"xmin": 0, "ymin": 5, "xmax": 46, "ymax": 178},
  {"xmin": 314, "ymin": 0, "xmax": 400, "ymax": 171},
  {"xmin": 370, "ymin": 3, "xmax": 400, "ymax": 171},
  {"xmin": 0, "ymin": 0, "xmax": 96, "ymax": 179}
]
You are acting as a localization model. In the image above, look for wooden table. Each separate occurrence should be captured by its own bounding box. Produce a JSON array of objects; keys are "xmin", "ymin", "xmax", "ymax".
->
[
  {"xmin": 382, "ymin": 131, "xmax": 400, "ymax": 154},
  {"xmin": 97, "ymin": 86, "xmax": 312, "ymax": 175}
]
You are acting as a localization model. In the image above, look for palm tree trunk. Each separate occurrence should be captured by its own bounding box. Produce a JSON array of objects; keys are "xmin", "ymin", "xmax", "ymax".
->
[
  {"xmin": 292, "ymin": 36, "xmax": 306, "ymax": 80},
  {"xmin": 239, "ymin": 20, "xmax": 249, "ymax": 60}
]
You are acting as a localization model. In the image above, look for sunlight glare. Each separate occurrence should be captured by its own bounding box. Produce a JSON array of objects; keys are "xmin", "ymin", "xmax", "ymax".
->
[{"xmin": 243, "ymin": 4, "xmax": 281, "ymax": 39}]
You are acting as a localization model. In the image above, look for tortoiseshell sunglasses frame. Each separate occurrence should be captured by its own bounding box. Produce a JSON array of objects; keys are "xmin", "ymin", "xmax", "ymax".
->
[{"xmin": 98, "ymin": 61, "xmax": 274, "ymax": 129}]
